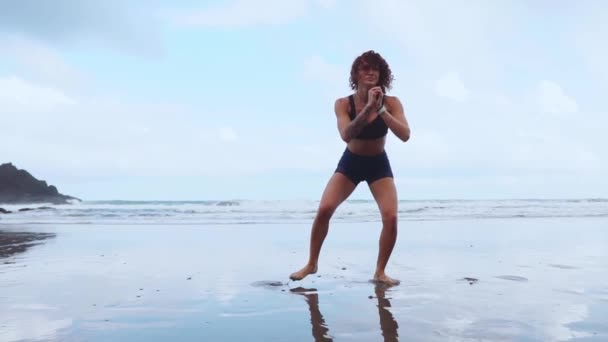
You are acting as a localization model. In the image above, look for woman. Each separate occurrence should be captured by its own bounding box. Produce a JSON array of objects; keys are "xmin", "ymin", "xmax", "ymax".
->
[{"xmin": 290, "ymin": 50, "xmax": 411, "ymax": 285}]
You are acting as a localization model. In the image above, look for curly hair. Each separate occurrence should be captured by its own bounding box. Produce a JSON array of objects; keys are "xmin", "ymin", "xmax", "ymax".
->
[{"xmin": 349, "ymin": 50, "xmax": 394, "ymax": 92}]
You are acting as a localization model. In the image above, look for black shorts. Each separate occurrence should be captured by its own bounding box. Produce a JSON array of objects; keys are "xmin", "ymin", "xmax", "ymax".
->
[{"xmin": 334, "ymin": 148, "xmax": 394, "ymax": 185}]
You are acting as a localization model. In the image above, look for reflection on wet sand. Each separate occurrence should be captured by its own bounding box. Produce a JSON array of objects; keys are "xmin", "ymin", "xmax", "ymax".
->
[
  {"xmin": 291, "ymin": 287, "xmax": 332, "ymax": 341},
  {"xmin": 291, "ymin": 284, "xmax": 400, "ymax": 342},
  {"xmin": 375, "ymin": 283, "xmax": 399, "ymax": 342},
  {"xmin": 0, "ymin": 230, "xmax": 55, "ymax": 259}
]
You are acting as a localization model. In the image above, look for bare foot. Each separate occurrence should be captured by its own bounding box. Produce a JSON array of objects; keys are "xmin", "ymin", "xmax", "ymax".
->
[
  {"xmin": 289, "ymin": 264, "xmax": 317, "ymax": 281},
  {"xmin": 373, "ymin": 272, "xmax": 400, "ymax": 286}
]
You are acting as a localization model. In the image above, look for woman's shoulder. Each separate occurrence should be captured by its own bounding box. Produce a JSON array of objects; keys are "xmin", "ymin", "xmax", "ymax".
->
[
  {"xmin": 336, "ymin": 94, "xmax": 354, "ymax": 102},
  {"xmin": 384, "ymin": 94, "xmax": 403, "ymax": 107},
  {"xmin": 384, "ymin": 94, "xmax": 401, "ymax": 102},
  {"xmin": 334, "ymin": 94, "xmax": 354, "ymax": 108}
]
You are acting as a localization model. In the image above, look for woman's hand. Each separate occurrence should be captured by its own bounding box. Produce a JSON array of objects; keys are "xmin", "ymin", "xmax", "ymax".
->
[
  {"xmin": 366, "ymin": 87, "xmax": 384, "ymax": 112},
  {"xmin": 367, "ymin": 86, "xmax": 383, "ymax": 109}
]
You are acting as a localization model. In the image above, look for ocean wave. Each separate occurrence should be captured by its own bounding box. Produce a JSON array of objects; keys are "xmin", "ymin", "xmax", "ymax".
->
[
  {"xmin": 1, "ymin": 199, "xmax": 607, "ymax": 225},
  {"xmin": 215, "ymin": 200, "xmax": 240, "ymax": 207}
]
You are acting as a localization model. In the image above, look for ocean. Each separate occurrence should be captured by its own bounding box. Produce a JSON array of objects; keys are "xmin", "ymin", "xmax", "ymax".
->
[{"xmin": 1, "ymin": 198, "xmax": 606, "ymax": 225}]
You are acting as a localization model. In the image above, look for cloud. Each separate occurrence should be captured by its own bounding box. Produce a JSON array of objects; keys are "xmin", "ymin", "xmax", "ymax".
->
[
  {"xmin": 572, "ymin": 3, "xmax": 608, "ymax": 82},
  {"xmin": 0, "ymin": 0, "xmax": 163, "ymax": 56},
  {"xmin": 1, "ymin": 0, "xmax": 606, "ymax": 200},
  {"xmin": 0, "ymin": 40, "xmax": 345, "ymax": 189},
  {"xmin": 0, "ymin": 35, "xmax": 87, "ymax": 88},
  {"xmin": 0, "ymin": 75, "xmax": 341, "ymax": 183},
  {"xmin": 302, "ymin": 55, "xmax": 348, "ymax": 99},
  {"xmin": 0, "ymin": 76, "xmax": 77, "ymax": 112},
  {"xmin": 538, "ymin": 80, "xmax": 578, "ymax": 115},
  {"xmin": 434, "ymin": 72, "xmax": 470, "ymax": 102},
  {"xmin": 0, "ymin": 82, "xmax": 212, "ymax": 179},
  {"xmin": 357, "ymin": 0, "xmax": 506, "ymax": 73},
  {"xmin": 173, "ymin": 0, "xmax": 333, "ymax": 28}
]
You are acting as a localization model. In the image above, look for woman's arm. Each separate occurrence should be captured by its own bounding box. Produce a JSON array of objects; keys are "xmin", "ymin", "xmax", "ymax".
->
[
  {"xmin": 380, "ymin": 96, "xmax": 410, "ymax": 142},
  {"xmin": 335, "ymin": 97, "xmax": 374, "ymax": 143}
]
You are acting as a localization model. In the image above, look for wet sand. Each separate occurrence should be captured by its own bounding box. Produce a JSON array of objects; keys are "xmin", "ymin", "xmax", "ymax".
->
[{"xmin": 1, "ymin": 218, "xmax": 607, "ymax": 341}]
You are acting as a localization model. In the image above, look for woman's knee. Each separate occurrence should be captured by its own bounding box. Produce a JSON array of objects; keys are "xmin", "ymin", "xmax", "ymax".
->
[
  {"xmin": 317, "ymin": 202, "xmax": 337, "ymax": 221},
  {"xmin": 381, "ymin": 210, "xmax": 398, "ymax": 228}
]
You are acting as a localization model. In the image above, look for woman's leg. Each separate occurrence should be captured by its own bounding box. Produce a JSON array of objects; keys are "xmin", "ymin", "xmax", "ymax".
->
[
  {"xmin": 368, "ymin": 177, "xmax": 400, "ymax": 285},
  {"xmin": 289, "ymin": 172, "xmax": 357, "ymax": 281}
]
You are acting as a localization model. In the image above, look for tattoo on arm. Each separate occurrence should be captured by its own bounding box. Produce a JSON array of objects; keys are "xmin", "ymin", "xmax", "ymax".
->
[{"xmin": 344, "ymin": 105, "xmax": 372, "ymax": 141}]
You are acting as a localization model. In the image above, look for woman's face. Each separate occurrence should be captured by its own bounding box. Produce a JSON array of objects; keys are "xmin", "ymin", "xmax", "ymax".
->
[{"xmin": 357, "ymin": 61, "xmax": 380, "ymax": 88}]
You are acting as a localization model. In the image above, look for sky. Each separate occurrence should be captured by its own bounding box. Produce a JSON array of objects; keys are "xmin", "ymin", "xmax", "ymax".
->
[{"xmin": 1, "ymin": 0, "xmax": 607, "ymax": 201}]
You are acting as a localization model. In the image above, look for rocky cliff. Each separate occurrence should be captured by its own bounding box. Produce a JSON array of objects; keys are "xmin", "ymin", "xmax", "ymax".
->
[{"xmin": 0, "ymin": 163, "xmax": 80, "ymax": 204}]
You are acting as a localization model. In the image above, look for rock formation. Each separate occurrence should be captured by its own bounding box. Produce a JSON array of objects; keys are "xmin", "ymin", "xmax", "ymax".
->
[{"xmin": 0, "ymin": 163, "xmax": 80, "ymax": 204}]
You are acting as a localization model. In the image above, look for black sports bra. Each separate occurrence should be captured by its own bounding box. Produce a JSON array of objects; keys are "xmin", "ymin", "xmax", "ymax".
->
[{"xmin": 348, "ymin": 95, "xmax": 388, "ymax": 140}]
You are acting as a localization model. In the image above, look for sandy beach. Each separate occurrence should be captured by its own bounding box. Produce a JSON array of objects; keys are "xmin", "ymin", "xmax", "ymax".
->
[{"xmin": 1, "ymin": 218, "xmax": 607, "ymax": 341}]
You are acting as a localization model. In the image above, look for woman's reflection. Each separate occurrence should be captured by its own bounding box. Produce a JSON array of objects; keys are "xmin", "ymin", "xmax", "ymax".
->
[
  {"xmin": 290, "ymin": 284, "xmax": 399, "ymax": 342},
  {"xmin": 375, "ymin": 283, "xmax": 399, "ymax": 341},
  {"xmin": 290, "ymin": 287, "xmax": 332, "ymax": 341}
]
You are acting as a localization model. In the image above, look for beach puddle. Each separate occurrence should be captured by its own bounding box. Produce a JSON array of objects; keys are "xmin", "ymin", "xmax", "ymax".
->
[
  {"xmin": 553, "ymin": 288, "xmax": 585, "ymax": 296},
  {"xmin": 495, "ymin": 275, "xmax": 528, "ymax": 282},
  {"xmin": 455, "ymin": 319, "xmax": 535, "ymax": 340},
  {"xmin": 548, "ymin": 264, "xmax": 579, "ymax": 270},
  {"xmin": 589, "ymin": 288, "xmax": 608, "ymax": 301},
  {"xmin": 250, "ymin": 280, "xmax": 286, "ymax": 289}
]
